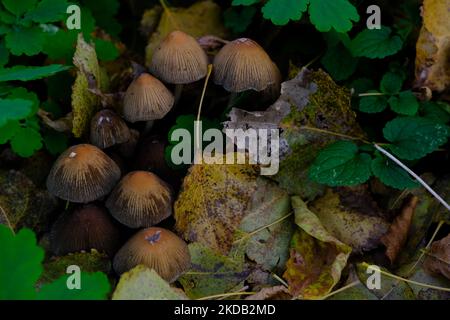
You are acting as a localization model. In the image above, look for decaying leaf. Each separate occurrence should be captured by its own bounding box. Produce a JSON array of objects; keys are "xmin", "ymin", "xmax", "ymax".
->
[
  {"xmin": 415, "ymin": 0, "xmax": 450, "ymax": 92},
  {"xmin": 381, "ymin": 196, "xmax": 419, "ymax": 264},
  {"xmin": 225, "ymin": 69, "xmax": 364, "ymax": 199},
  {"xmin": 0, "ymin": 170, "xmax": 58, "ymax": 234},
  {"xmin": 245, "ymin": 285, "xmax": 292, "ymax": 300},
  {"xmin": 144, "ymin": 0, "xmax": 228, "ymax": 66},
  {"xmin": 174, "ymin": 154, "xmax": 258, "ymax": 254},
  {"xmin": 233, "ymin": 177, "xmax": 294, "ymax": 272},
  {"xmin": 403, "ymin": 265, "xmax": 450, "ymax": 300},
  {"xmin": 112, "ymin": 265, "xmax": 188, "ymax": 300},
  {"xmin": 424, "ymin": 234, "xmax": 450, "ymax": 280},
  {"xmin": 283, "ymin": 196, "xmax": 351, "ymax": 299},
  {"xmin": 309, "ymin": 188, "xmax": 389, "ymax": 253},
  {"xmin": 71, "ymin": 34, "xmax": 110, "ymax": 138},
  {"xmin": 178, "ymin": 242, "xmax": 250, "ymax": 299}
]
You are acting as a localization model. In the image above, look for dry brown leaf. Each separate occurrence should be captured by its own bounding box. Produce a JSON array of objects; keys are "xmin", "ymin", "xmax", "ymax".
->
[
  {"xmin": 381, "ymin": 196, "xmax": 419, "ymax": 264},
  {"xmin": 424, "ymin": 234, "xmax": 450, "ymax": 280},
  {"xmin": 414, "ymin": 0, "xmax": 450, "ymax": 92},
  {"xmin": 245, "ymin": 286, "xmax": 292, "ymax": 300}
]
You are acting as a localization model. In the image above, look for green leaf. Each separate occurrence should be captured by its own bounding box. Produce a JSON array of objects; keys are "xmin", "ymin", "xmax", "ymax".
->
[
  {"xmin": 0, "ymin": 64, "xmax": 69, "ymax": 81},
  {"xmin": 309, "ymin": 140, "xmax": 372, "ymax": 186},
  {"xmin": 0, "ymin": 120, "xmax": 20, "ymax": 144},
  {"xmin": 43, "ymin": 130, "xmax": 68, "ymax": 155},
  {"xmin": 388, "ymin": 90, "xmax": 419, "ymax": 116},
  {"xmin": 383, "ymin": 117, "xmax": 450, "ymax": 160},
  {"xmin": 421, "ymin": 101, "xmax": 450, "ymax": 124},
  {"xmin": 37, "ymin": 272, "xmax": 110, "ymax": 300},
  {"xmin": 380, "ymin": 72, "xmax": 403, "ymax": 94},
  {"xmin": 82, "ymin": 0, "xmax": 121, "ymax": 36},
  {"xmin": 5, "ymin": 26, "xmax": 45, "ymax": 56},
  {"xmin": 7, "ymin": 87, "xmax": 39, "ymax": 113},
  {"xmin": 0, "ymin": 10, "xmax": 15, "ymax": 24},
  {"xmin": 0, "ymin": 40, "xmax": 9, "ymax": 67},
  {"xmin": 93, "ymin": 39, "xmax": 119, "ymax": 61},
  {"xmin": 262, "ymin": 0, "xmax": 308, "ymax": 26},
  {"xmin": 232, "ymin": 0, "xmax": 260, "ymax": 5},
  {"xmin": 43, "ymin": 30, "xmax": 77, "ymax": 61},
  {"xmin": 350, "ymin": 26, "xmax": 403, "ymax": 59},
  {"xmin": 25, "ymin": 0, "xmax": 69, "ymax": 23},
  {"xmin": 308, "ymin": 0, "xmax": 359, "ymax": 32},
  {"xmin": 112, "ymin": 265, "xmax": 187, "ymax": 300},
  {"xmin": 350, "ymin": 78, "xmax": 375, "ymax": 95},
  {"xmin": 371, "ymin": 155, "xmax": 419, "ymax": 189},
  {"xmin": 1, "ymin": 0, "xmax": 38, "ymax": 16},
  {"xmin": 224, "ymin": 6, "xmax": 257, "ymax": 34},
  {"xmin": 359, "ymin": 91, "xmax": 388, "ymax": 113},
  {"xmin": 10, "ymin": 126, "xmax": 42, "ymax": 157},
  {"xmin": 0, "ymin": 225, "xmax": 44, "ymax": 299},
  {"xmin": 0, "ymin": 98, "xmax": 33, "ymax": 127},
  {"xmin": 321, "ymin": 43, "xmax": 358, "ymax": 81}
]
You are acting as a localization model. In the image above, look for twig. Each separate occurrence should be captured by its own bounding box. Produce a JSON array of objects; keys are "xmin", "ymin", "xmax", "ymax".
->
[
  {"xmin": 197, "ymin": 291, "xmax": 256, "ymax": 300},
  {"xmin": 320, "ymin": 281, "xmax": 360, "ymax": 300},
  {"xmin": 0, "ymin": 204, "xmax": 14, "ymax": 234},
  {"xmin": 195, "ymin": 64, "xmax": 213, "ymax": 157}
]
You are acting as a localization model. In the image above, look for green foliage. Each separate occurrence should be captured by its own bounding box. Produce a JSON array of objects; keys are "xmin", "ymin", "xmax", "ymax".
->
[
  {"xmin": 350, "ymin": 26, "xmax": 403, "ymax": 59},
  {"xmin": 0, "ymin": 65, "xmax": 69, "ymax": 81},
  {"xmin": 321, "ymin": 32, "xmax": 358, "ymax": 81},
  {"xmin": 371, "ymin": 155, "xmax": 419, "ymax": 189},
  {"xmin": 224, "ymin": 5, "xmax": 257, "ymax": 34},
  {"xmin": 359, "ymin": 91, "xmax": 388, "ymax": 113},
  {"xmin": 0, "ymin": 225, "xmax": 110, "ymax": 300},
  {"xmin": 261, "ymin": 0, "xmax": 307, "ymax": 26}
]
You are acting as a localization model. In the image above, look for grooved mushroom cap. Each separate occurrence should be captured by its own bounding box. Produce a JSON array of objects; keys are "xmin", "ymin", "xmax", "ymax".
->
[
  {"xmin": 50, "ymin": 204, "xmax": 121, "ymax": 256},
  {"xmin": 149, "ymin": 30, "xmax": 208, "ymax": 84},
  {"xmin": 90, "ymin": 109, "xmax": 131, "ymax": 149},
  {"xmin": 46, "ymin": 144, "xmax": 121, "ymax": 203},
  {"xmin": 123, "ymin": 73, "xmax": 174, "ymax": 123},
  {"xmin": 113, "ymin": 227, "xmax": 190, "ymax": 282},
  {"xmin": 106, "ymin": 171, "xmax": 173, "ymax": 228},
  {"xmin": 213, "ymin": 38, "xmax": 277, "ymax": 92}
]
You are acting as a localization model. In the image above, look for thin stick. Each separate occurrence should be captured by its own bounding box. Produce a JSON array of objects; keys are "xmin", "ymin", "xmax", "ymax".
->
[
  {"xmin": 374, "ymin": 144, "xmax": 450, "ymax": 211},
  {"xmin": 298, "ymin": 126, "xmax": 372, "ymax": 144},
  {"xmin": 195, "ymin": 64, "xmax": 213, "ymax": 153},
  {"xmin": 271, "ymin": 273, "xmax": 289, "ymax": 287},
  {"xmin": 358, "ymin": 92, "xmax": 387, "ymax": 97},
  {"xmin": 197, "ymin": 291, "xmax": 256, "ymax": 300},
  {"xmin": 0, "ymin": 204, "xmax": 15, "ymax": 234},
  {"xmin": 320, "ymin": 281, "xmax": 360, "ymax": 300}
]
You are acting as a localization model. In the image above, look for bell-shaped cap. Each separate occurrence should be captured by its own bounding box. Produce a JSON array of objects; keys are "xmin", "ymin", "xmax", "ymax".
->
[
  {"xmin": 123, "ymin": 73, "xmax": 174, "ymax": 123},
  {"xmin": 150, "ymin": 30, "xmax": 208, "ymax": 84},
  {"xmin": 46, "ymin": 144, "xmax": 121, "ymax": 203},
  {"xmin": 106, "ymin": 171, "xmax": 172, "ymax": 228},
  {"xmin": 113, "ymin": 227, "xmax": 190, "ymax": 282},
  {"xmin": 90, "ymin": 109, "xmax": 131, "ymax": 149},
  {"xmin": 213, "ymin": 38, "xmax": 277, "ymax": 92},
  {"xmin": 50, "ymin": 204, "xmax": 121, "ymax": 256}
]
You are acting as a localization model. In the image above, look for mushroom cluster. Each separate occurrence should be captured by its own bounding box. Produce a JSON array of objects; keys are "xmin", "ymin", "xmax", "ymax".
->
[{"xmin": 45, "ymin": 30, "xmax": 280, "ymax": 283}]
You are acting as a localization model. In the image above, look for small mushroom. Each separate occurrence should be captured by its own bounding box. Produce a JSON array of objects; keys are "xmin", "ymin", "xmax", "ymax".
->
[
  {"xmin": 50, "ymin": 204, "xmax": 121, "ymax": 256},
  {"xmin": 123, "ymin": 73, "xmax": 174, "ymax": 123},
  {"xmin": 46, "ymin": 144, "xmax": 121, "ymax": 203},
  {"xmin": 106, "ymin": 171, "xmax": 173, "ymax": 228},
  {"xmin": 149, "ymin": 30, "xmax": 209, "ymax": 104},
  {"xmin": 90, "ymin": 109, "xmax": 131, "ymax": 149},
  {"xmin": 113, "ymin": 227, "xmax": 190, "ymax": 282},
  {"xmin": 117, "ymin": 128, "xmax": 140, "ymax": 158},
  {"xmin": 213, "ymin": 38, "xmax": 278, "ymax": 93}
]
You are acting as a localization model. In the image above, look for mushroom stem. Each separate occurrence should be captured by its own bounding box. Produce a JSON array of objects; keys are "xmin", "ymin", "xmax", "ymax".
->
[{"xmin": 173, "ymin": 84, "xmax": 184, "ymax": 107}]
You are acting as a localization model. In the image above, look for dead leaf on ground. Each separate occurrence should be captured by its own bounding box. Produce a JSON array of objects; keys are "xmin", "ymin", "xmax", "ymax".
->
[
  {"xmin": 245, "ymin": 286, "xmax": 291, "ymax": 300},
  {"xmin": 424, "ymin": 233, "xmax": 450, "ymax": 280},
  {"xmin": 381, "ymin": 196, "xmax": 419, "ymax": 264}
]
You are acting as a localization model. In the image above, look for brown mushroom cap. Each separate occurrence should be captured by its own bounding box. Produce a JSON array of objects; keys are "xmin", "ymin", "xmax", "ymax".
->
[
  {"xmin": 113, "ymin": 227, "xmax": 190, "ymax": 282},
  {"xmin": 50, "ymin": 204, "xmax": 121, "ymax": 256},
  {"xmin": 46, "ymin": 144, "xmax": 121, "ymax": 203},
  {"xmin": 149, "ymin": 30, "xmax": 208, "ymax": 84},
  {"xmin": 90, "ymin": 109, "xmax": 131, "ymax": 149},
  {"xmin": 123, "ymin": 73, "xmax": 174, "ymax": 123},
  {"xmin": 213, "ymin": 38, "xmax": 277, "ymax": 92},
  {"xmin": 106, "ymin": 171, "xmax": 173, "ymax": 228}
]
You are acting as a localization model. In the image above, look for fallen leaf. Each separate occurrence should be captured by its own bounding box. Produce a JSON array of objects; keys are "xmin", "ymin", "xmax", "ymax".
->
[
  {"xmin": 381, "ymin": 196, "xmax": 419, "ymax": 264},
  {"xmin": 178, "ymin": 242, "xmax": 250, "ymax": 299},
  {"xmin": 174, "ymin": 154, "xmax": 258, "ymax": 254},
  {"xmin": 245, "ymin": 286, "xmax": 291, "ymax": 300},
  {"xmin": 283, "ymin": 196, "xmax": 351, "ymax": 299},
  {"xmin": 414, "ymin": 0, "xmax": 450, "ymax": 92},
  {"xmin": 424, "ymin": 234, "xmax": 450, "ymax": 280},
  {"xmin": 309, "ymin": 188, "xmax": 389, "ymax": 253},
  {"xmin": 112, "ymin": 265, "xmax": 188, "ymax": 300}
]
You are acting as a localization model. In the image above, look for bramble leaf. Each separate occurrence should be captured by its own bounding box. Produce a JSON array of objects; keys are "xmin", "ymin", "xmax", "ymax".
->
[
  {"xmin": 321, "ymin": 43, "xmax": 358, "ymax": 81},
  {"xmin": 308, "ymin": 0, "xmax": 359, "ymax": 33},
  {"xmin": 25, "ymin": 0, "xmax": 68, "ymax": 23},
  {"xmin": 262, "ymin": 0, "xmax": 308, "ymax": 26},
  {"xmin": 388, "ymin": 90, "xmax": 419, "ymax": 115},
  {"xmin": 309, "ymin": 140, "xmax": 372, "ymax": 186},
  {"xmin": 350, "ymin": 26, "xmax": 403, "ymax": 59},
  {"xmin": 359, "ymin": 92, "xmax": 388, "ymax": 113},
  {"xmin": 371, "ymin": 155, "xmax": 419, "ymax": 189},
  {"xmin": 380, "ymin": 72, "xmax": 404, "ymax": 94},
  {"xmin": 0, "ymin": 65, "xmax": 69, "ymax": 81}
]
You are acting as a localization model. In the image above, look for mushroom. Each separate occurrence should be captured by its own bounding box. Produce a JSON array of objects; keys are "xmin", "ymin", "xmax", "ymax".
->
[
  {"xmin": 149, "ymin": 30, "xmax": 208, "ymax": 104},
  {"xmin": 50, "ymin": 204, "xmax": 121, "ymax": 257},
  {"xmin": 113, "ymin": 227, "xmax": 190, "ymax": 282},
  {"xmin": 123, "ymin": 73, "xmax": 174, "ymax": 128},
  {"xmin": 90, "ymin": 109, "xmax": 131, "ymax": 149},
  {"xmin": 46, "ymin": 144, "xmax": 121, "ymax": 203},
  {"xmin": 213, "ymin": 38, "xmax": 280, "ymax": 105},
  {"xmin": 106, "ymin": 171, "xmax": 173, "ymax": 228}
]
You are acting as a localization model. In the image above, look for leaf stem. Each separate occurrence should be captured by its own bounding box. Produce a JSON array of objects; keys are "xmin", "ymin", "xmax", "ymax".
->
[
  {"xmin": 197, "ymin": 291, "xmax": 256, "ymax": 300},
  {"xmin": 271, "ymin": 272, "xmax": 289, "ymax": 288},
  {"xmin": 320, "ymin": 281, "xmax": 360, "ymax": 300},
  {"xmin": 358, "ymin": 92, "xmax": 387, "ymax": 97},
  {"xmin": 159, "ymin": 0, "xmax": 180, "ymax": 29},
  {"xmin": 195, "ymin": 64, "xmax": 213, "ymax": 156},
  {"xmin": 298, "ymin": 126, "xmax": 372, "ymax": 144},
  {"xmin": 0, "ymin": 204, "xmax": 15, "ymax": 234}
]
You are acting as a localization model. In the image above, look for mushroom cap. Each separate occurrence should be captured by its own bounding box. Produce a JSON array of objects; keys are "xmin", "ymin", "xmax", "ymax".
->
[
  {"xmin": 149, "ymin": 30, "xmax": 208, "ymax": 84},
  {"xmin": 123, "ymin": 73, "xmax": 174, "ymax": 123},
  {"xmin": 213, "ymin": 38, "xmax": 277, "ymax": 92},
  {"xmin": 90, "ymin": 109, "xmax": 131, "ymax": 149},
  {"xmin": 46, "ymin": 144, "xmax": 121, "ymax": 203},
  {"xmin": 106, "ymin": 171, "xmax": 173, "ymax": 228},
  {"xmin": 113, "ymin": 227, "xmax": 190, "ymax": 282},
  {"xmin": 50, "ymin": 204, "xmax": 121, "ymax": 256}
]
